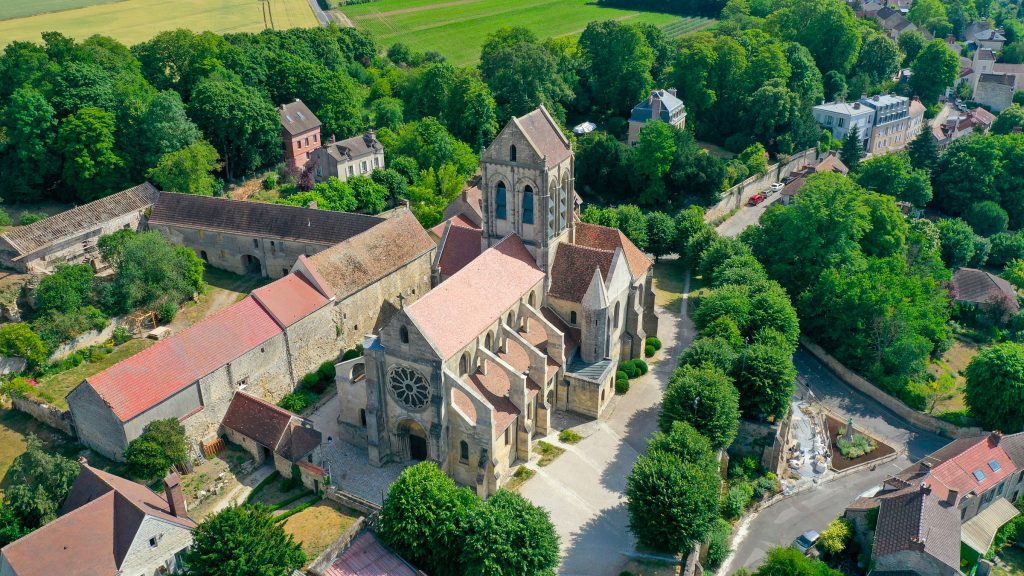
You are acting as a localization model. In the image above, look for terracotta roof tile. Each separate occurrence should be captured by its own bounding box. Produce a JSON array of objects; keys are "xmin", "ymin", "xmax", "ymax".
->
[
  {"xmin": 307, "ymin": 210, "xmax": 435, "ymax": 301},
  {"xmin": 872, "ymin": 488, "xmax": 961, "ymax": 570},
  {"xmin": 929, "ymin": 435, "xmax": 1016, "ymax": 497},
  {"xmin": 430, "ymin": 215, "xmax": 482, "ymax": 278},
  {"xmin": 84, "ymin": 297, "xmax": 282, "ymax": 421},
  {"xmin": 464, "ymin": 371, "xmax": 519, "ymax": 433},
  {"xmin": 324, "ymin": 531, "xmax": 421, "ymax": 576},
  {"xmin": 150, "ymin": 192, "xmax": 383, "ymax": 245},
  {"xmin": 574, "ymin": 222, "xmax": 652, "ymax": 279},
  {"xmin": 221, "ymin": 392, "xmax": 293, "ymax": 449},
  {"xmin": 548, "ymin": 243, "xmax": 613, "ymax": 302},
  {"xmin": 515, "ymin": 107, "xmax": 572, "ymax": 167},
  {"xmin": 279, "ymin": 423, "xmax": 322, "ymax": 462},
  {"xmin": 251, "ymin": 272, "xmax": 331, "ymax": 327},
  {"xmin": 452, "ymin": 388, "xmax": 478, "ymax": 423},
  {"xmin": 405, "ymin": 234, "xmax": 543, "ymax": 359}
]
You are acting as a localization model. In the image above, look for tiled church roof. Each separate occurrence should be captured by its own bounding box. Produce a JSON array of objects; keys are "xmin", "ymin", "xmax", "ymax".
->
[{"xmin": 574, "ymin": 222, "xmax": 653, "ymax": 279}]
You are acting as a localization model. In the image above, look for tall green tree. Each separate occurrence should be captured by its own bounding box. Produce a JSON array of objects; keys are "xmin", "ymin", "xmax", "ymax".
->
[
  {"xmin": 479, "ymin": 27, "xmax": 573, "ymax": 122},
  {"xmin": 461, "ymin": 491, "xmax": 560, "ymax": 576},
  {"xmin": 856, "ymin": 33, "xmax": 903, "ymax": 85},
  {"xmin": 180, "ymin": 504, "xmax": 305, "ymax": 576},
  {"xmin": 731, "ymin": 342, "xmax": 797, "ymax": 421},
  {"xmin": 854, "ymin": 152, "xmax": 933, "ymax": 206},
  {"xmin": 132, "ymin": 90, "xmax": 202, "ymax": 176},
  {"xmin": 147, "ymin": 140, "xmax": 221, "ymax": 196},
  {"xmin": 767, "ymin": 0, "xmax": 862, "ymax": 74},
  {"xmin": 102, "ymin": 231, "xmax": 205, "ymax": 314},
  {"xmin": 648, "ymin": 421, "xmax": 718, "ymax": 466},
  {"xmin": 965, "ymin": 343, "xmax": 1024, "ymax": 433},
  {"xmin": 578, "ymin": 20, "xmax": 655, "ymax": 115},
  {"xmin": 646, "ymin": 211, "xmax": 677, "ymax": 262},
  {"xmin": 910, "ymin": 40, "xmax": 959, "ymax": 104},
  {"xmin": 0, "ymin": 87, "xmax": 60, "ymax": 202},
  {"xmin": 57, "ymin": 106, "xmax": 126, "ymax": 202},
  {"xmin": 992, "ymin": 105, "xmax": 1024, "ymax": 134},
  {"xmin": 936, "ymin": 218, "xmax": 977, "ymax": 268},
  {"xmin": 4, "ymin": 436, "xmax": 79, "ymax": 529},
  {"xmin": 35, "ymin": 264, "xmax": 94, "ymax": 315},
  {"xmin": 907, "ymin": 125, "xmax": 939, "ymax": 171},
  {"xmin": 187, "ymin": 76, "xmax": 278, "ymax": 180},
  {"xmin": 841, "ymin": 125, "xmax": 864, "ymax": 170},
  {"xmin": 659, "ymin": 365, "xmax": 741, "ymax": 450},
  {"xmin": 908, "ymin": 0, "xmax": 953, "ymax": 36}
]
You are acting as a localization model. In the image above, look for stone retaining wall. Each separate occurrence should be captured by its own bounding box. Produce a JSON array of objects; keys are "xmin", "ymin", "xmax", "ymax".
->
[
  {"xmin": 47, "ymin": 317, "xmax": 125, "ymax": 361},
  {"xmin": 704, "ymin": 148, "xmax": 819, "ymax": 223},
  {"xmin": 307, "ymin": 516, "xmax": 366, "ymax": 576},
  {"xmin": 800, "ymin": 337, "xmax": 985, "ymax": 439},
  {"xmin": 11, "ymin": 394, "xmax": 75, "ymax": 436}
]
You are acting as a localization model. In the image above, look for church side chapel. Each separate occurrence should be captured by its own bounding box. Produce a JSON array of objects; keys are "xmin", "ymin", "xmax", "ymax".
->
[{"xmin": 336, "ymin": 106, "xmax": 659, "ymax": 496}]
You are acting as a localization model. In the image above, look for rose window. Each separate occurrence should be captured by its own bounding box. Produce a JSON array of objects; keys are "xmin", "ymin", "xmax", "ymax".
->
[{"xmin": 388, "ymin": 367, "xmax": 430, "ymax": 409}]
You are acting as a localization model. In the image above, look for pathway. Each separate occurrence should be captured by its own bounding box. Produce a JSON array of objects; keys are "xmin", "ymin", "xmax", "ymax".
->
[
  {"xmin": 716, "ymin": 193, "xmax": 781, "ymax": 238},
  {"xmin": 519, "ymin": 272, "xmax": 695, "ymax": 576},
  {"xmin": 721, "ymin": 349, "xmax": 950, "ymax": 573},
  {"xmin": 202, "ymin": 463, "xmax": 276, "ymax": 518}
]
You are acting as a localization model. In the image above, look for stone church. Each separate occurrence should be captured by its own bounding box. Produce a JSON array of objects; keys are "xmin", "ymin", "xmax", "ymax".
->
[{"xmin": 336, "ymin": 107, "xmax": 659, "ymax": 496}]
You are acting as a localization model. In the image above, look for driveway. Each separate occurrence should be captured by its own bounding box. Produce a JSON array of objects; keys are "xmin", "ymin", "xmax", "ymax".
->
[
  {"xmin": 519, "ymin": 273, "xmax": 695, "ymax": 576},
  {"xmin": 716, "ymin": 194, "xmax": 781, "ymax": 238},
  {"xmin": 721, "ymin": 349, "xmax": 950, "ymax": 573}
]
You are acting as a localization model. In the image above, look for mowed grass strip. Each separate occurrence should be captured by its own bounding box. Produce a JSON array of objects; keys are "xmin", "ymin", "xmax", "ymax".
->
[
  {"xmin": 345, "ymin": 0, "xmax": 683, "ymax": 65},
  {"xmin": 0, "ymin": 0, "xmax": 317, "ymax": 47}
]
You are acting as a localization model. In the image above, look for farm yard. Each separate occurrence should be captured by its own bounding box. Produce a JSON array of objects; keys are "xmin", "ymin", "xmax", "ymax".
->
[
  {"xmin": 0, "ymin": 0, "xmax": 317, "ymax": 46},
  {"xmin": 342, "ymin": 0, "xmax": 716, "ymax": 64}
]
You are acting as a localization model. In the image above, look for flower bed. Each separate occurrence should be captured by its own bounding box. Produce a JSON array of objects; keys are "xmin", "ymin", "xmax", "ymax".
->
[{"xmin": 825, "ymin": 415, "xmax": 895, "ymax": 472}]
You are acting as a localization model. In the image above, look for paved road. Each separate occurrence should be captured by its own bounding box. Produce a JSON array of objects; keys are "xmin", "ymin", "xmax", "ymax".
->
[
  {"xmin": 519, "ymin": 274, "xmax": 696, "ymax": 576},
  {"xmin": 722, "ymin": 349, "xmax": 950, "ymax": 573},
  {"xmin": 305, "ymin": 0, "xmax": 330, "ymax": 26},
  {"xmin": 717, "ymin": 194, "xmax": 782, "ymax": 238}
]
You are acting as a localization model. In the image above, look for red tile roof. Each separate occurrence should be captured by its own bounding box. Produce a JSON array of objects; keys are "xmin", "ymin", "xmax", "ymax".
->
[
  {"xmin": 251, "ymin": 272, "xmax": 331, "ymax": 327},
  {"xmin": 952, "ymin": 267, "xmax": 1020, "ymax": 314},
  {"xmin": 929, "ymin": 434, "xmax": 1016, "ymax": 498},
  {"xmin": 574, "ymin": 222, "xmax": 652, "ymax": 279},
  {"xmin": 548, "ymin": 243, "xmax": 613, "ymax": 302},
  {"xmin": 84, "ymin": 297, "xmax": 283, "ymax": 422},
  {"xmin": 452, "ymin": 388, "xmax": 478, "ymax": 423},
  {"xmin": 324, "ymin": 531, "xmax": 421, "ymax": 576},
  {"xmin": 405, "ymin": 234, "xmax": 544, "ymax": 359},
  {"xmin": 221, "ymin": 392, "xmax": 293, "ymax": 449},
  {"xmin": 430, "ymin": 215, "xmax": 483, "ymax": 278},
  {"xmin": 464, "ymin": 370, "xmax": 519, "ymax": 434}
]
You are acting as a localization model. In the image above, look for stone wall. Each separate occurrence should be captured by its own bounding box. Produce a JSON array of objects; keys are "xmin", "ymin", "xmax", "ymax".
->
[
  {"xmin": 0, "ymin": 356, "xmax": 26, "ymax": 375},
  {"xmin": 703, "ymin": 148, "xmax": 819, "ymax": 223},
  {"xmin": 118, "ymin": 516, "xmax": 193, "ymax": 576},
  {"xmin": 800, "ymin": 338, "xmax": 985, "ymax": 438},
  {"xmin": 307, "ymin": 517, "xmax": 368, "ymax": 576},
  {"xmin": 11, "ymin": 395, "xmax": 75, "ymax": 436},
  {"xmin": 48, "ymin": 317, "xmax": 125, "ymax": 361},
  {"xmin": 729, "ymin": 414, "xmax": 790, "ymax": 477},
  {"xmin": 67, "ymin": 381, "xmax": 130, "ymax": 457},
  {"xmin": 6, "ymin": 209, "xmax": 148, "ymax": 274}
]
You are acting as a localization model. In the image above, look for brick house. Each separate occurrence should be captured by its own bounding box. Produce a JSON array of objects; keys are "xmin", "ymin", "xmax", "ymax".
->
[
  {"xmin": 280, "ymin": 99, "xmax": 322, "ymax": 170},
  {"xmin": 0, "ymin": 461, "xmax": 195, "ymax": 576},
  {"xmin": 845, "ymin": 432, "xmax": 1024, "ymax": 575}
]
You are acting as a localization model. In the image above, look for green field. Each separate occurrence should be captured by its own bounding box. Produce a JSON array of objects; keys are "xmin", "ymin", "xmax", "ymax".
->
[
  {"xmin": 0, "ymin": 0, "xmax": 317, "ymax": 46},
  {"xmin": 344, "ymin": 0, "xmax": 716, "ymax": 65}
]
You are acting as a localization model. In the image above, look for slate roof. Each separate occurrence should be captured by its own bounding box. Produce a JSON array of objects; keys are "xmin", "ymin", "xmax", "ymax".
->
[
  {"xmin": 306, "ymin": 209, "xmax": 435, "ymax": 301},
  {"xmin": 630, "ymin": 88, "xmax": 686, "ymax": 123},
  {"xmin": 252, "ymin": 271, "xmax": 331, "ymax": 327},
  {"xmin": 430, "ymin": 214, "xmax": 483, "ymax": 279},
  {"xmin": 280, "ymin": 99, "xmax": 321, "ymax": 137},
  {"xmin": 952, "ymin": 267, "xmax": 1020, "ymax": 313},
  {"xmin": 1, "ymin": 461, "xmax": 194, "ymax": 576},
  {"xmin": 979, "ymin": 73, "xmax": 1017, "ymax": 87},
  {"xmin": 514, "ymin": 106, "xmax": 572, "ymax": 167},
  {"xmin": 548, "ymin": 243, "xmax": 613, "ymax": 302},
  {"xmin": 82, "ymin": 297, "xmax": 282, "ymax": 422},
  {"xmin": 325, "ymin": 132, "xmax": 383, "ymax": 161},
  {"xmin": 150, "ymin": 192, "xmax": 383, "ymax": 245},
  {"xmin": 324, "ymin": 531, "xmax": 421, "ymax": 576},
  {"xmin": 406, "ymin": 234, "xmax": 544, "ymax": 360},
  {"xmin": 0, "ymin": 182, "xmax": 157, "ymax": 259},
  {"xmin": 574, "ymin": 222, "xmax": 653, "ymax": 279}
]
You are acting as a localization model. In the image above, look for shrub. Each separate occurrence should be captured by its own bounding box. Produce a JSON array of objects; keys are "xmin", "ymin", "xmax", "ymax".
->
[
  {"xmin": 753, "ymin": 473, "xmax": 779, "ymax": 499},
  {"xmin": 620, "ymin": 362, "xmax": 639, "ymax": 379},
  {"xmin": 721, "ymin": 482, "xmax": 754, "ymax": 519},
  {"xmin": 616, "ymin": 370, "xmax": 628, "ymax": 381},
  {"xmin": 317, "ymin": 361, "xmax": 336, "ymax": 382},
  {"xmin": 0, "ymin": 209, "xmax": 10, "ymax": 227},
  {"xmin": 300, "ymin": 372, "xmax": 321, "ymax": 390},
  {"xmin": 1, "ymin": 377, "xmax": 36, "ymax": 398},
  {"xmin": 278, "ymin": 391, "xmax": 315, "ymax": 413},
  {"xmin": 341, "ymin": 344, "xmax": 364, "ymax": 361},
  {"xmin": 19, "ymin": 212, "xmax": 46, "ymax": 226},
  {"xmin": 0, "ymin": 323, "xmax": 48, "ymax": 368},
  {"xmin": 646, "ymin": 337, "xmax": 662, "ymax": 351},
  {"xmin": 157, "ymin": 301, "xmax": 177, "ymax": 324},
  {"xmin": 817, "ymin": 518, "xmax": 853, "ymax": 556},
  {"xmin": 836, "ymin": 431, "xmax": 877, "ymax": 458},
  {"xmin": 645, "ymin": 344, "xmax": 656, "ymax": 358},
  {"xmin": 615, "ymin": 378, "xmax": 630, "ymax": 394},
  {"xmin": 633, "ymin": 359, "xmax": 648, "ymax": 375},
  {"xmin": 112, "ymin": 326, "xmax": 131, "ymax": 345},
  {"xmin": 705, "ymin": 518, "xmax": 733, "ymax": 570},
  {"xmin": 262, "ymin": 174, "xmax": 278, "ymax": 190},
  {"xmin": 558, "ymin": 429, "xmax": 583, "ymax": 444}
]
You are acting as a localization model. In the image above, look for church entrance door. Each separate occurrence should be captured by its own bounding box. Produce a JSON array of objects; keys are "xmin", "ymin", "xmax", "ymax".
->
[{"xmin": 409, "ymin": 434, "xmax": 427, "ymax": 461}]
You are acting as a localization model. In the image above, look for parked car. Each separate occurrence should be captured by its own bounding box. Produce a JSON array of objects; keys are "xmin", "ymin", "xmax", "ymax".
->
[
  {"xmin": 794, "ymin": 530, "xmax": 820, "ymax": 555},
  {"xmin": 769, "ymin": 182, "xmax": 784, "ymax": 194},
  {"xmin": 747, "ymin": 193, "xmax": 766, "ymax": 206}
]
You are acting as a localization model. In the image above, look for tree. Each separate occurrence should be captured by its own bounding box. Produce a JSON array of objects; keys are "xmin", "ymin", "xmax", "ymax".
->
[
  {"xmin": 1003, "ymin": 259, "xmax": 1024, "ymax": 290},
  {"xmin": 371, "ymin": 97, "xmax": 404, "ymax": 130},
  {"xmin": 102, "ymin": 231, "xmax": 205, "ymax": 314},
  {"xmin": 125, "ymin": 418, "xmax": 189, "ymax": 479},
  {"xmin": 964, "ymin": 343, "xmax": 1024, "ymax": 433},
  {"xmin": 379, "ymin": 462, "xmax": 480, "ymax": 575},
  {"xmin": 854, "ymin": 152, "xmax": 933, "ymax": 206},
  {"xmin": 699, "ymin": 236, "xmax": 752, "ymax": 282},
  {"xmin": 631, "ymin": 121, "xmax": 677, "ymax": 203},
  {"xmin": 461, "ymin": 491, "xmax": 560, "ymax": 576},
  {"xmin": 679, "ymin": 337, "xmax": 739, "ymax": 373},
  {"xmin": 147, "ymin": 140, "xmax": 221, "ymax": 196},
  {"xmin": 823, "ymin": 70, "xmax": 848, "ymax": 102},
  {"xmin": 579, "ymin": 21, "xmax": 654, "ymax": 115},
  {"xmin": 841, "ymin": 125, "xmax": 864, "ymax": 170},
  {"xmin": 907, "ymin": 125, "xmax": 939, "ymax": 171},
  {"xmin": 348, "ymin": 176, "xmax": 390, "ymax": 214},
  {"xmin": 648, "ymin": 420, "xmax": 718, "ymax": 466},
  {"xmin": 908, "ymin": 0, "xmax": 952, "ymax": 36},
  {"xmin": 659, "ymin": 365, "xmax": 741, "ymax": 450},
  {"xmin": 0, "ymin": 323, "xmax": 47, "ymax": 368},
  {"xmin": 910, "ymin": 40, "xmax": 959, "ymax": 104},
  {"xmin": 753, "ymin": 546, "xmax": 843, "ymax": 575},
  {"xmin": 768, "ymin": 0, "xmax": 862, "ymax": 74},
  {"xmin": 856, "ymin": 33, "xmax": 902, "ymax": 85},
  {"xmin": 932, "ymin": 135, "xmax": 1001, "ymax": 215},
  {"xmin": 56, "ymin": 106, "xmax": 125, "ymax": 202},
  {"xmin": 0, "ymin": 87, "xmax": 60, "ymax": 202},
  {"xmin": 965, "ymin": 200, "xmax": 1010, "ymax": 236},
  {"xmin": 732, "ymin": 343, "xmax": 797, "ymax": 421},
  {"xmin": 479, "ymin": 27, "xmax": 572, "ymax": 122},
  {"xmin": 992, "ymin": 104, "xmax": 1024, "ymax": 134},
  {"xmin": 187, "ymin": 76, "xmax": 278, "ymax": 180},
  {"xmin": 4, "ymin": 436, "xmax": 79, "ymax": 529},
  {"xmin": 739, "ymin": 143, "xmax": 768, "ymax": 175},
  {"xmin": 179, "ymin": 504, "xmax": 305, "ymax": 576},
  {"xmin": 626, "ymin": 450, "xmax": 720, "ymax": 553},
  {"xmin": 936, "ymin": 218, "xmax": 977, "ymax": 268},
  {"xmin": 0, "ymin": 503, "xmax": 27, "ymax": 548},
  {"xmin": 910, "ymin": 373, "xmax": 958, "ymax": 414},
  {"xmin": 132, "ymin": 90, "xmax": 202, "ymax": 176},
  {"xmin": 615, "ymin": 205, "xmax": 649, "ymax": 251},
  {"xmin": 646, "ymin": 211, "xmax": 677, "ymax": 262},
  {"xmin": 816, "ymin": 518, "xmax": 853, "ymax": 556},
  {"xmin": 898, "ymin": 30, "xmax": 927, "ymax": 65},
  {"xmin": 34, "ymin": 263, "xmax": 94, "ymax": 315},
  {"xmin": 445, "ymin": 73, "xmax": 499, "ymax": 150}
]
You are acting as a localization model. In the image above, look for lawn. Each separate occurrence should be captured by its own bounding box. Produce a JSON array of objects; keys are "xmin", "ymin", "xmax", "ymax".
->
[
  {"xmin": 928, "ymin": 337, "xmax": 980, "ymax": 415},
  {"xmin": 169, "ymin": 267, "xmax": 264, "ymax": 331},
  {"xmin": 0, "ymin": 0, "xmax": 317, "ymax": 47},
  {"xmin": 0, "ymin": 407, "xmax": 78, "ymax": 493},
  {"xmin": 653, "ymin": 259, "xmax": 697, "ymax": 310},
  {"xmin": 343, "ymin": 0, "xmax": 714, "ymax": 65},
  {"xmin": 992, "ymin": 545, "xmax": 1024, "ymax": 576},
  {"xmin": 33, "ymin": 338, "xmax": 154, "ymax": 410},
  {"xmin": 283, "ymin": 499, "xmax": 362, "ymax": 561}
]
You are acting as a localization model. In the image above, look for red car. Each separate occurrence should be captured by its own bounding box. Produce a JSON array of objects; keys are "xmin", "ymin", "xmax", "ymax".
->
[{"xmin": 747, "ymin": 193, "xmax": 766, "ymax": 206}]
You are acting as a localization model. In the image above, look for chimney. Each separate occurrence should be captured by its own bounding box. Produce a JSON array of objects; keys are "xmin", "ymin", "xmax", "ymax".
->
[
  {"xmin": 947, "ymin": 489, "xmax": 958, "ymax": 506},
  {"xmin": 330, "ymin": 134, "xmax": 336, "ymax": 145},
  {"xmin": 164, "ymin": 472, "xmax": 186, "ymax": 517},
  {"xmin": 668, "ymin": 87, "xmax": 678, "ymax": 97},
  {"xmin": 651, "ymin": 92, "xmax": 662, "ymax": 118},
  {"xmin": 920, "ymin": 482, "xmax": 931, "ymax": 495},
  {"xmin": 990, "ymin": 431, "xmax": 1003, "ymax": 445},
  {"xmin": 308, "ymin": 200, "xmax": 318, "ymax": 210},
  {"xmin": 853, "ymin": 102, "xmax": 861, "ymax": 109}
]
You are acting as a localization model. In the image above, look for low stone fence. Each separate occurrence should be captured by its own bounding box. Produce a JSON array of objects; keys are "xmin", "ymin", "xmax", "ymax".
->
[
  {"xmin": 11, "ymin": 394, "xmax": 74, "ymax": 436},
  {"xmin": 48, "ymin": 317, "xmax": 126, "ymax": 361},
  {"xmin": 704, "ymin": 147, "xmax": 819, "ymax": 222},
  {"xmin": 307, "ymin": 516, "xmax": 366, "ymax": 576},
  {"xmin": 0, "ymin": 356, "xmax": 27, "ymax": 375},
  {"xmin": 324, "ymin": 485, "xmax": 381, "ymax": 517},
  {"xmin": 800, "ymin": 337, "xmax": 985, "ymax": 439}
]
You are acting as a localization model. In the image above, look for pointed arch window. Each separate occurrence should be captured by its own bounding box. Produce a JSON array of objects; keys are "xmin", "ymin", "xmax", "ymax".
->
[
  {"xmin": 460, "ymin": 440, "xmax": 469, "ymax": 462},
  {"xmin": 399, "ymin": 325, "xmax": 409, "ymax": 343},
  {"xmin": 496, "ymin": 182, "xmax": 507, "ymax": 220},
  {"xmin": 522, "ymin": 186, "xmax": 534, "ymax": 225}
]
